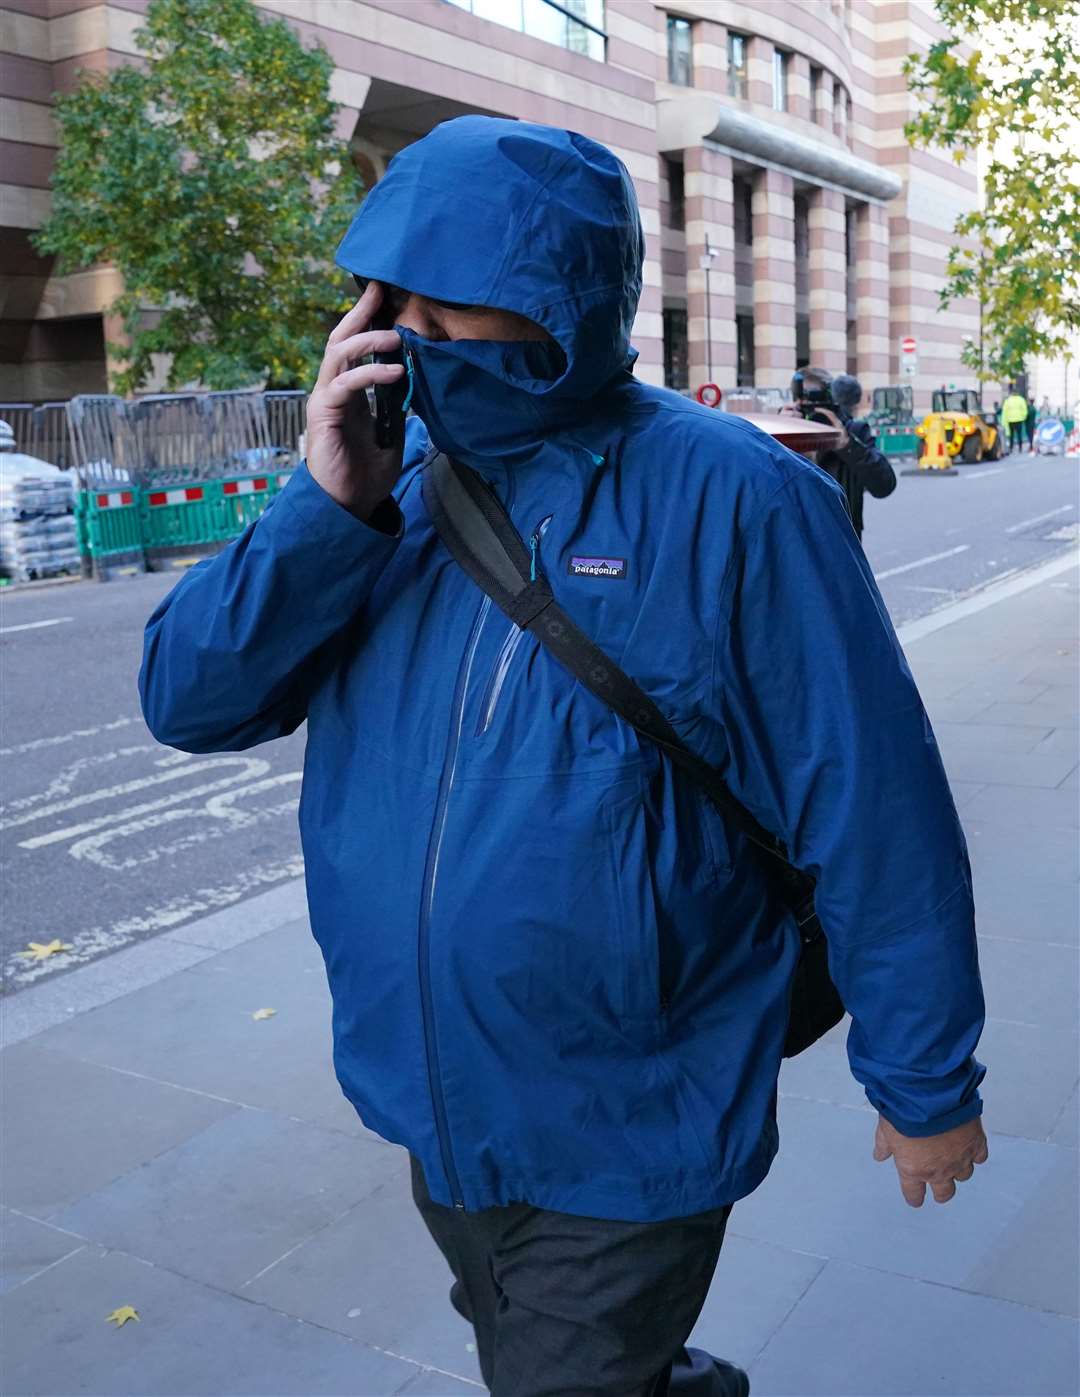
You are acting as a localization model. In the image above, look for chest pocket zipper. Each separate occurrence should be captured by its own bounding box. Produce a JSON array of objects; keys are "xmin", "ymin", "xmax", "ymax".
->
[{"xmin": 476, "ymin": 514, "xmax": 552, "ymax": 736}]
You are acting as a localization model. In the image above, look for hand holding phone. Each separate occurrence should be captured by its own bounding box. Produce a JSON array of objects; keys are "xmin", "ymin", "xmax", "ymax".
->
[{"xmin": 305, "ymin": 281, "xmax": 408, "ymax": 523}]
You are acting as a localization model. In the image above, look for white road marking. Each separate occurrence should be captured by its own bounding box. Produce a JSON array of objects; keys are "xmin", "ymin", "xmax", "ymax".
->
[
  {"xmin": 874, "ymin": 545, "xmax": 971, "ymax": 581},
  {"xmin": 1004, "ymin": 504, "xmax": 1075, "ymax": 534},
  {"xmin": 0, "ymin": 616, "xmax": 73, "ymax": 635},
  {"xmin": 15, "ymin": 757, "xmax": 270, "ymax": 848},
  {"xmin": 4, "ymin": 856, "xmax": 306, "ymax": 987},
  {"xmin": 905, "ymin": 585, "xmax": 953, "ymax": 594},
  {"xmin": 962, "ymin": 468, "xmax": 1004, "ymax": 479},
  {"xmin": 69, "ymin": 772, "xmax": 301, "ymax": 869},
  {"xmin": 0, "ymin": 717, "xmax": 139, "ymax": 759}
]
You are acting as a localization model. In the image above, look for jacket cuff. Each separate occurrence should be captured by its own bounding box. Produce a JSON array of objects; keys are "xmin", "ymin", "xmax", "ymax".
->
[
  {"xmin": 874, "ymin": 1094, "xmax": 984, "ymax": 1138},
  {"xmin": 276, "ymin": 462, "xmax": 404, "ymax": 542}
]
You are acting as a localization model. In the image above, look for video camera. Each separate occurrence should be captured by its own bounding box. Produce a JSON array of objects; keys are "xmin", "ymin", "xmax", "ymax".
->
[{"xmin": 791, "ymin": 370, "xmax": 837, "ymax": 424}]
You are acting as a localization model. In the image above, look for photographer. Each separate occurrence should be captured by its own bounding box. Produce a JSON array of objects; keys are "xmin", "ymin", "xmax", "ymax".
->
[{"xmin": 789, "ymin": 368, "xmax": 896, "ymax": 541}]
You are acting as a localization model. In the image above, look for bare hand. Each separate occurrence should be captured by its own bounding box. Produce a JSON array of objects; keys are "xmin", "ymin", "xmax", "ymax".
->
[
  {"xmin": 305, "ymin": 282, "xmax": 406, "ymax": 521},
  {"xmin": 809, "ymin": 406, "xmax": 850, "ymax": 450},
  {"xmin": 874, "ymin": 1115, "xmax": 989, "ymax": 1207}
]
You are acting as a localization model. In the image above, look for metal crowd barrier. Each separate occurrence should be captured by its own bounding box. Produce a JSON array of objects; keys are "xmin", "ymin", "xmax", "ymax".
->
[{"xmin": 4, "ymin": 390, "xmax": 309, "ymax": 581}]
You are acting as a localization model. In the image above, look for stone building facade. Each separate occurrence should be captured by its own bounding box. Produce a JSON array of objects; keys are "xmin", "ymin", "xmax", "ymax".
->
[{"xmin": 1, "ymin": 0, "xmax": 980, "ymax": 406}]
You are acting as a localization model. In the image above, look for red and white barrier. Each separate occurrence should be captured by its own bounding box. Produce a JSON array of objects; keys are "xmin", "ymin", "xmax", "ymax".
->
[
  {"xmin": 222, "ymin": 477, "xmax": 270, "ymax": 496},
  {"xmin": 94, "ymin": 490, "xmax": 134, "ymax": 509},
  {"xmin": 146, "ymin": 486, "xmax": 205, "ymax": 507}
]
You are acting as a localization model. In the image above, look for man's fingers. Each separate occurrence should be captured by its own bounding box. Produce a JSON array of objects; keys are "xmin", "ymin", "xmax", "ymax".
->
[
  {"xmin": 930, "ymin": 1178, "xmax": 957, "ymax": 1204},
  {"xmin": 899, "ymin": 1173, "xmax": 926, "ymax": 1208},
  {"xmin": 321, "ymin": 330, "xmax": 401, "ymax": 388},
  {"xmin": 952, "ymin": 1162, "xmax": 975, "ymax": 1182},
  {"xmin": 973, "ymin": 1138, "xmax": 990, "ymax": 1166},
  {"xmin": 872, "ymin": 1124, "xmax": 892, "ymax": 1163},
  {"xmin": 320, "ymin": 361, "xmax": 404, "ymax": 412},
  {"xmin": 326, "ymin": 281, "xmax": 383, "ymax": 348}
]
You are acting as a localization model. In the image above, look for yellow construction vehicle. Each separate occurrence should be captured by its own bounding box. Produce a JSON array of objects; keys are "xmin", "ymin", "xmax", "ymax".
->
[{"xmin": 915, "ymin": 389, "xmax": 1003, "ymax": 466}]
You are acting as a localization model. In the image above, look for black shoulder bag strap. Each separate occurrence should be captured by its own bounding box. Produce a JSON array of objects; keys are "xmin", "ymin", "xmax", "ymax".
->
[{"xmin": 422, "ymin": 452, "xmax": 844, "ymax": 1056}]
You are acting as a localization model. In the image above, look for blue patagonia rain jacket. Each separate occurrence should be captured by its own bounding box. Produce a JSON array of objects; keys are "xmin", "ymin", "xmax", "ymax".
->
[{"xmin": 140, "ymin": 117, "xmax": 985, "ymax": 1221}]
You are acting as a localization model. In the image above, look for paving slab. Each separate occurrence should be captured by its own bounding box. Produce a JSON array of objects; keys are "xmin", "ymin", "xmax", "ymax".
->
[
  {"xmin": 932, "ymin": 719, "xmax": 1054, "ymax": 755},
  {"xmin": 730, "ymin": 1096, "xmax": 1061, "ymax": 1292},
  {"xmin": 961, "ymin": 1145, "xmax": 1080, "ymax": 1317},
  {"xmin": 0, "ymin": 1244, "xmax": 422, "ymax": 1397},
  {"xmin": 395, "ymin": 1371, "xmax": 484, "ymax": 1395},
  {"xmin": 972, "ymin": 869, "xmax": 1080, "ymax": 945},
  {"xmin": 50, "ymin": 1108, "xmax": 407, "ymax": 1292},
  {"xmin": 973, "ymin": 1017, "xmax": 1079, "ymax": 1141},
  {"xmin": 963, "ymin": 781, "xmax": 1079, "ymax": 830},
  {"xmin": 0, "ymin": 1208, "xmax": 84, "ymax": 1296},
  {"xmin": 777, "ymin": 1036, "xmax": 871, "ymax": 1116},
  {"xmin": 36, "ymin": 919, "xmax": 357, "ymax": 1127},
  {"xmin": 243, "ymin": 1160, "xmax": 483, "ymax": 1386},
  {"xmin": 748, "ymin": 1260, "xmax": 1080, "ymax": 1396},
  {"xmin": 1050, "ymin": 1084, "xmax": 1079, "ymax": 1147},
  {"xmin": 0, "ymin": 1043, "xmax": 237, "ymax": 1219},
  {"xmin": 965, "ymin": 817, "xmax": 1079, "ymax": 884},
  {"xmin": 687, "ymin": 1234, "xmax": 826, "ymax": 1371},
  {"xmin": 976, "ymin": 935, "xmax": 1080, "ymax": 1030},
  {"xmin": 939, "ymin": 744, "xmax": 1077, "ymax": 789}
]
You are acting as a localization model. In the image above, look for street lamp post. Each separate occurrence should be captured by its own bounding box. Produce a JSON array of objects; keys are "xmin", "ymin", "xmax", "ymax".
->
[{"xmin": 699, "ymin": 235, "xmax": 716, "ymax": 384}]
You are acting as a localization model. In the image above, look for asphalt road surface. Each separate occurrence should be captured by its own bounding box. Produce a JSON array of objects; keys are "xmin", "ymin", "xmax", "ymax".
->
[
  {"xmin": 863, "ymin": 447, "xmax": 1078, "ymax": 623},
  {"xmin": 2, "ymin": 446, "xmax": 1077, "ymax": 993}
]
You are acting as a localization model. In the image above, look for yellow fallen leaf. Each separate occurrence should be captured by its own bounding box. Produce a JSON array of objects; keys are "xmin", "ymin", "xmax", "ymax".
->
[
  {"xmin": 105, "ymin": 1306, "xmax": 139, "ymax": 1328},
  {"xmin": 18, "ymin": 939, "xmax": 72, "ymax": 961},
  {"xmin": 251, "ymin": 1007, "xmax": 277, "ymax": 1021}
]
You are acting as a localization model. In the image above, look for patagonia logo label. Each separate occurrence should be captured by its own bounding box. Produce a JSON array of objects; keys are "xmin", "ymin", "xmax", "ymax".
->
[{"xmin": 569, "ymin": 555, "xmax": 627, "ymax": 580}]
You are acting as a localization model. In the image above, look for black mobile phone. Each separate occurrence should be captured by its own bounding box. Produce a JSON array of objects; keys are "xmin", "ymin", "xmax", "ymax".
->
[{"xmin": 354, "ymin": 276, "xmax": 407, "ymax": 451}]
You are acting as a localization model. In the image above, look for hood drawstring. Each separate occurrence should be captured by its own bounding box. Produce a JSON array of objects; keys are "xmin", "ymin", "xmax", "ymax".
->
[{"xmin": 401, "ymin": 348, "xmax": 415, "ymax": 415}]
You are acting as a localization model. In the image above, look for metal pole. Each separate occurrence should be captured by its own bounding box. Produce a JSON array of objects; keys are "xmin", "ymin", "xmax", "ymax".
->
[
  {"xmin": 705, "ymin": 235, "xmax": 714, "ymax": 383},
  {"xmin": 705, "ymin": 265, "xmax": 713, "ymax": 383}
]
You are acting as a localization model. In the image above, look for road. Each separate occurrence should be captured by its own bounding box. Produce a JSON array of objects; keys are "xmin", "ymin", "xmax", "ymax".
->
[
  {"xmin": 2, "ymin": 448, "xmax": 1077, "ymax": 994},
  {"xmin": 863, "ymin": 447, "xmax": 1077, "ymax": 624}
]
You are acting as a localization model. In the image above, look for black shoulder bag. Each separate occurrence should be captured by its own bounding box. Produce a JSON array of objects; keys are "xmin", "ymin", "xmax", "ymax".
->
[{"xmin": 422, "ymin": 452, "xmax": 845, "ymax": 1057}]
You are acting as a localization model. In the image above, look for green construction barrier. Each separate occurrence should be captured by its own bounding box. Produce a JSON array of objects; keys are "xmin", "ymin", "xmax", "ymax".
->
[
  {"xmin": 139, "ymin": 473, "xmax": 280, "ymax": 569},
  {"xmin": 878, "ymin": 426, "xmax": 919, "ymax": 459},
  {"xmin": 219, "ymin": 472, "xmax": 279, "ymax": 531},
  {"xmin": 75, "ymin": 485, "xmax": 146, "ymax": 580}
]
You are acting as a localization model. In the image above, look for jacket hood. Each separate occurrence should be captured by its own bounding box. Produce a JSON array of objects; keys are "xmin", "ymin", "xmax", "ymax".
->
[{"xmin": 335, "ymin": 116, "xmax": 644, "ymax": 419}]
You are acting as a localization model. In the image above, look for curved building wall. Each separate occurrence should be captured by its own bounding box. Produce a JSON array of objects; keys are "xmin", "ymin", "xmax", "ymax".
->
[{"xmin": 1, "ymin": 0, "xmax": 980, "ymax": 410}]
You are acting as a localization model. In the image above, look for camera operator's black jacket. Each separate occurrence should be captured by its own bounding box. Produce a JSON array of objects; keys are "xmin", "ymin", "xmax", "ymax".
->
[{"xmin": 820, "ymin": 416, "xmax": 896, "ymax": 540}]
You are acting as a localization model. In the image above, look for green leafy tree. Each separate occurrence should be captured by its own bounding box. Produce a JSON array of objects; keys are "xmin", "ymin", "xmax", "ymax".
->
[
  {"xmin": 905, "ymin": 0, "xmax": 1080, "ymax": 381},
  {"xmin": 33, "ymin": 0, "xmax": 362, "ymax": 393}
]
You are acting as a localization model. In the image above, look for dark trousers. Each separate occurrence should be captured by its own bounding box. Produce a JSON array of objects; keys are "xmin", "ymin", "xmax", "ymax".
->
[
  {"xmin": 410, "ymin": 1156, "xmax": 747, "ymax": 1397},
  {"xmin": 1009, "ymin": 422, "xmax": 1026, "ymax": 451}
]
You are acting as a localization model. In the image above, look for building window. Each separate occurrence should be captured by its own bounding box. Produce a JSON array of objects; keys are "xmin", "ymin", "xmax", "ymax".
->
[
  {"xmin": 663, "ymin": 307, "xmax": 689, "ymax": 390},
  {"xmin": 846, "ymin": 92, "xmax": 854, "ymax": 145},
  {"xmin": 809, "ymin": 65, "xmax": 823, "ymax": 122},
  {"xmin": 446, "ymin": 0, "xmax": 607, "ymax": 63},
  {"xmin": 834, "ymin": 83, "xmax": 848, "ymax": 141},
  {"xmin": 796, "ymin": 313, "xmax": 810, "ymax": 370},
  {"xmin": 736, "ymin": 313, "xmax": 755, "ymax": 387},
  {"xmin": 667, "ymin": 15, "xmax": 693, "ymax": 86},
  {"xmin": 727, "ymin": 31, "xmax": 748, "ymax": 99},
  {"xmin": 772, "ymin": 49, "xmax": 788, "ymax": 112},
  {"xmin": 665, "ymin": 157, "xmax": 685, "ymax": 231},
  {"xmin": 733, "ymin": 176, "xmax": 754, "ymax": 246}
]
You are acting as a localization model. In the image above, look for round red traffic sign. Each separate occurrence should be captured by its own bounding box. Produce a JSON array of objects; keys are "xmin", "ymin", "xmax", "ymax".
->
[
  {"xmin": 696, "ymin": 383, "xmax": 722, "ymax": 408},
  {"xmin": 901, "ymin": 336, "xmax": 917, "ymax": 353}
]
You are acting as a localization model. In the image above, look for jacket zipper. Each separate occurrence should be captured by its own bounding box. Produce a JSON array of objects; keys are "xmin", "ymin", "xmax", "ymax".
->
[
  {"xmin": 417, "ymin": 593, "xmax": 492, "ymax": 1209},
  {"xmin": 476, "ymin": 515, "xmax": 552, "ymax": 737}
]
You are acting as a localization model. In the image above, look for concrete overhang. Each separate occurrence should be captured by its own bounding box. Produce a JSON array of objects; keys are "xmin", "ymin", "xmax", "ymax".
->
[{"xmin": 658, "ymin": 91, "xmax": 903, "ymax": 203}]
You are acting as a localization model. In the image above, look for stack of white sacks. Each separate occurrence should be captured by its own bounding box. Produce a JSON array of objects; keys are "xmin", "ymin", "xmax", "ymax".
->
[{"xmin": 0, "ymin": 419, "xmax": 79, "ymax": 581}]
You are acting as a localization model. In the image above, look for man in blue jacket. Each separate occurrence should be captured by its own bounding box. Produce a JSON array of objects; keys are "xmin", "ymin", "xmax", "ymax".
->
[{"xmin": 140, "ymin": 118, "xmax": 988, "ymax": 1397}]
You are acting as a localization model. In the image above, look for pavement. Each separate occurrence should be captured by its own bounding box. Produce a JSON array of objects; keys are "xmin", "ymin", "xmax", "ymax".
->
[{"xmin": 2, "ymin": 548, "xmax": 1078, "ymax": 1397}]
